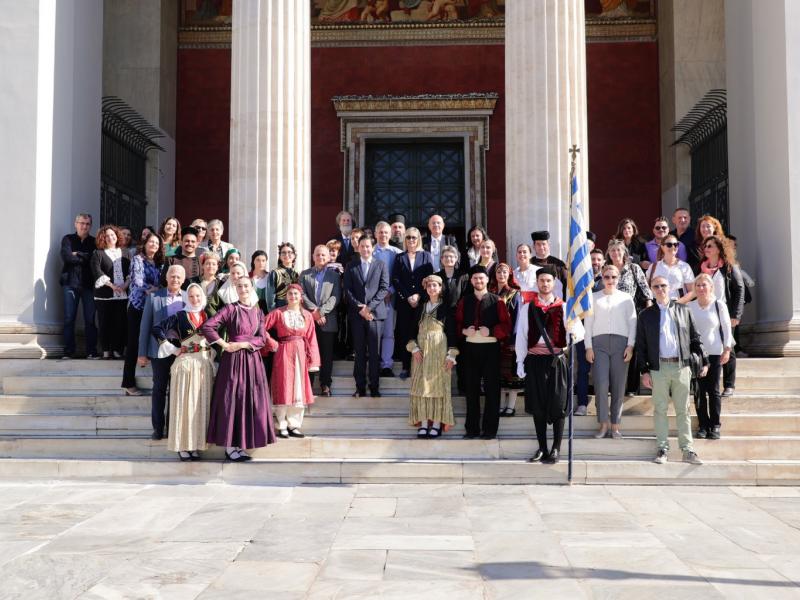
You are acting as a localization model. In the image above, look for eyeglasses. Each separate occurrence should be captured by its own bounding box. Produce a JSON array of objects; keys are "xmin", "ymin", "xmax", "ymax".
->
[
  {"xmin": 405, "ymin": 236, "xmax": 418, "ymax": 240},
  {"xmin": 279, "ymin": 250, "xmax": 294, "ymax": 255},
  {"xmin": 654, "ymin": 225, "xmax": 669, "ymax": 231},
  {"xmin": 652, "ymin": 284, "xmax": 668, "ymax": 289},
  {"xmin": 662, "ymin": 242, "xmax": 679, "ymax": 248},
  {"xmin": 602, "ymin": 275, "xmax": 619, "ymax": 280}
]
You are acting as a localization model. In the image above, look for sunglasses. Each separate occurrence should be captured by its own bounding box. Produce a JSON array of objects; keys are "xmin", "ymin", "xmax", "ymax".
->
[
  {"xmin": 405, "ymin": 235, "xmax": 418, "ymax": 240},
  {"xmin": 602, "ymin": 275, "xmax": 619, "ymax": 280},
  {"xmin": 652, "ymin": 284, "xmax": 668, "ymax": 289},
  {"xmin": 704, "ymin": 244, "xmax": 716, "ymax": 249},
  {"xmin": 654, "ymin": 225, "xmax": 669, "ymax": 231},
  {"xmin": 662, "ymin": 242, "xmax": 679, "ymax": 248},
  {"xmin": 194, "ymin": 226, "xmax": 207, "ymax": 230}
]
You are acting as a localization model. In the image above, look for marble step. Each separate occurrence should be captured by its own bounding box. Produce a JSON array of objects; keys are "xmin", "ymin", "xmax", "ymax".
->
[
  {"xmin": 6, "ymin": 371, "xmax": 799, "ymax": 394},
  {"xmin": 0, "ymin": 392, "xmax": 797, "ymax": 415},
  {"xmin": 0, "ymin": 413, "xmax": 797, "ymax": 437},
  {"xmin": 0, "ymin": 457, "xmax": 796, "ymax": 486},
  {"xmin": 0, "ymin": 434, "xmax": 798, "ymax": 461}
]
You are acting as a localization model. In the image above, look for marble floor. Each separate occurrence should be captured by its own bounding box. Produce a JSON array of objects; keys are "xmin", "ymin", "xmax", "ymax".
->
[{"xmin": 1, "ymin": 482, "xmax": 800, "ymax": 599}]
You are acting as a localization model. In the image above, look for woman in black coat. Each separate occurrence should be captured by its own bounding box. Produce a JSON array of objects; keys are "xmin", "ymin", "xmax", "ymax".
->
[
  {"xmin": 90, "ymin": 225, "xmax": 131, "ymax": 359},
  {"xmin": 392, "ymin": 227, "xmax": 434, "ymax": 378}
]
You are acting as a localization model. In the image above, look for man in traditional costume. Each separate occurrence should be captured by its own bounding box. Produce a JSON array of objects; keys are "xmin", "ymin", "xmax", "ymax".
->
[
  {"xmin": 530, "ymin": 230, "xmax": 566, "ymax": 298},
  {"xmin": 455, "ymin": 265, "xmax": 511, "ymax": 440}
]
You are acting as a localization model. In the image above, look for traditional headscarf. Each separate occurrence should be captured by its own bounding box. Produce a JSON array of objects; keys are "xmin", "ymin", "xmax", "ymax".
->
[
  {"xmin": 422, "ymin": 274, "xmax": 443, "ymax": 287},
  {"xmin": 218, "ymin": 261, "xmax": 257, "ymax": 306},
  {"xmin": 182, "ymin": 282, "xmax": 208, "ymax": 314},
  {"xmin": 221, "ymin": 247, "xmax": 242, "ymax": 273}
]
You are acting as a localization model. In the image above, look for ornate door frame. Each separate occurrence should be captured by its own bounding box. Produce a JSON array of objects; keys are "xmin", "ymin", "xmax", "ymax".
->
[{"xmin": 333, "ymin": 93, "xmax": 497, "ymax": 230}]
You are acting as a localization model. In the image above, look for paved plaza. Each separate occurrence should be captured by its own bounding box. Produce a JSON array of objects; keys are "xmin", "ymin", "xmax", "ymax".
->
[{"xmin": 1, "ymin": 482, "xmax": 800, "ymax": 599}]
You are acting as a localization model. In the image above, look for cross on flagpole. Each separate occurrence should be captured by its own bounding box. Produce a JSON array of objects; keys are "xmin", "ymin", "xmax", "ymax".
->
[{"xmin": 568, "ymin": 144, "xmax": 580, "ymax": 165}]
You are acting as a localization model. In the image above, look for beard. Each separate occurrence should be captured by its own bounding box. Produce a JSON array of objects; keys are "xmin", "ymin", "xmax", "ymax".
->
[{"xmin": 340, "ymin": 225, "xmax": 352, "ymax": 237}]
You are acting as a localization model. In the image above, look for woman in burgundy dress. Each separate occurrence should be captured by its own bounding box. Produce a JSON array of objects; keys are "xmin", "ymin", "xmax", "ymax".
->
[{"xmin": 201, "ymin": 277, "xmax": 278, "ymax": 461}]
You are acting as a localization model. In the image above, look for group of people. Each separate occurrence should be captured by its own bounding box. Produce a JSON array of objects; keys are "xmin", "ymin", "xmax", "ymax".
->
[{"xmin": 58, "ymin": 207, "xmax": 749, "ymax": 464}]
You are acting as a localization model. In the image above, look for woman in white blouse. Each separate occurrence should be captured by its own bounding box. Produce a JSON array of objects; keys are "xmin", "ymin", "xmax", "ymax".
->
[
  {"xmin": 513, "ymin": 243, "xmax": 539, "ymax": 292},
  {"xmin": 584, "ymin": 264, "xmax": 637, "ymax": 439},
  {"xmin": 688, "ymin": 273, "xmax": 734, "ymax": 440},
  {"xmin": 90, "ymin": 225, "xmax": 130, "ymax": 359},
  {"xmin": 645, "ymin": 234, "xmax": 695, "ymax": 303}
]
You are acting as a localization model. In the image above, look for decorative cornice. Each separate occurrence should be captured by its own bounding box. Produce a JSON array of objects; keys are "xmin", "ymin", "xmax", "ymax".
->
[
  {"xmin": 178, "ymin": 17, "xmax": 656, "ymax": 50},
  {"xmin": 333, "ymin": 93, "xmax": 498, "ymax": 113}
]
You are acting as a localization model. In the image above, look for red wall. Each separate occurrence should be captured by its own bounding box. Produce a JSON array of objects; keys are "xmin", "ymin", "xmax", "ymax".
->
[
  {"xmin": 585, "ymin": 42, "xmax": 661, "ymax": 244},
  {"xmin": 310, "ymin": 45, "xmax": 507, "ymax": 256},
  {"xmin": 175, "ymin": 49, "xmax": 232, "ymax": 227},
  {"xmin": 174, "ymin": 41, "xmax": 662, "ymax": 260}
]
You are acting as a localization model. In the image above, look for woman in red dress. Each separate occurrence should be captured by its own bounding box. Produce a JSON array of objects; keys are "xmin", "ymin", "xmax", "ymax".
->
[{"xmin": 263, "ymin": 284, "xmax": 321, "ymax": 438}]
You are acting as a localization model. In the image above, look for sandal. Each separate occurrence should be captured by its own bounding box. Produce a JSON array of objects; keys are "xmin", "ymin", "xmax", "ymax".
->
[
  {"xmin": 417, "ymin": 427, "xmax": 429, "ymax": 439},
  {"xmin": 428, "ymin": 426, "xmax": 442, "ymax": 438},
  {"xmin": 124, "ymin": 387, "xmax": 143, "ymax": 396}
]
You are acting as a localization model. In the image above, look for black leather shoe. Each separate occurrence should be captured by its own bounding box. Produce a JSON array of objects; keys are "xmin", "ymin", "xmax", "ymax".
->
[
  {"xmin": 150, "ymin": 431, "xmax": 163, "ymax": 441},
  {"xmin": 288, "ymin": 428, "xmax": 305, "ymax": 438},
  {"xmin": 380, "ymin": 368, "xmax": 395, "ymax": 377},
  {"xmin": 320, "ymin": 386, "xmax": 331, "ymax": 397},
  {"xmin": 696, "ymin": 429, "xmax": 708, "ymax": 439},
  {"xmin": 278, "ymin": 429, "xmax": 290, "ymax": 439},
  {"xmin": 370, "ymin": 389, "xmax": 381, "ymax": 398},
  {"xmin": 709, "ymin": 427, "xmax": 721, "ymax": 440},
  {"xmin": 543, "ymin": 449, "xmax": 560, "ymax": 464},
  {"xmin": 417, "ymin": 427, "xmax": 429, "ymax": 439},
  {"xmin": 480, "ymin": 434, "xmax": 497, "ymax": 440},
  {"xmin": 462, "ymin": 433, "xmax": 479, "ymax": 439},
  {"xmin": 527, "ymin": 449, "xmax": 546, "ymax": 463},
  {"xmin": 352, "ymin": 389, "xmax": 366, "ymax": 398}
]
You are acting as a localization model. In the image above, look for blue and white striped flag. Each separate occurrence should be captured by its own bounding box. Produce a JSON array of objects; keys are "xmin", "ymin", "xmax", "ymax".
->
[{"xmin": 565, "ymin": 173, "xmax": 593, "ymax": 329}]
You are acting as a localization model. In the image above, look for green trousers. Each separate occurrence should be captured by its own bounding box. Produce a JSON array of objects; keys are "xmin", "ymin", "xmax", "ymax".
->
[{"xmin": 650, "ymin": 361, "xmax": 694, "ymax": 452}]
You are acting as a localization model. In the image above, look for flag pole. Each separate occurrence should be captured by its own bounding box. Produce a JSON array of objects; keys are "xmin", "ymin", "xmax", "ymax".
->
[{"xmin": 566, "ymin": 146, "xmax": 579, "ymax": 485}]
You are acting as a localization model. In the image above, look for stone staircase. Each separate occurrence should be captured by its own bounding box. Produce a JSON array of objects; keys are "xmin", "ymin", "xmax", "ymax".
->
[{"xmin": 0, "ymin": 358, "xmax": 798, "ymax": 485}]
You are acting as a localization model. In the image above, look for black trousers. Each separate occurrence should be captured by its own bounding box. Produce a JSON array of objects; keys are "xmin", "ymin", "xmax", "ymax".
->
[
  {"xmin": 151, "ymin": 355, "xmax": 175, "ymax": 435},
  {"xmin": 463, "ymin": 342, "xmax": 501, "ymax": 437},
  {"xmin": 312, "ymin": 329, "xmax": 336, "ymax": 388},
  {"xmin": 696, "ymin": 354, "xmax": 722, "ymax": 430},
  {"xmin": 396, "ymin": 301, "xmax": 414, "ymax": 371},
  {"xmin": 121, "ymin": 305, "xmax": 143, "ymax": 388},
  {"xmin": 723, "ymin": 325, "xmax": 738, "ymax": 389},
  {"xmin": 96, "ymin": 299, "xmax": 127, "ymax": 354},
  {"xmin": 351, "ymin": 315, "xmax": 383, "ymax": 392},
  {"xmin": 534, "ymin": 415, "xmax": 565, "ymax": 453}
]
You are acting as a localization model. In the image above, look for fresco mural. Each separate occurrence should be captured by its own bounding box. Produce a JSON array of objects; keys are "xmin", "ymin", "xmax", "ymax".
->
[
  {"xmin": 310, "ymin": 0, "xmax": 504, "ymax": 24},
  {"xmin": 181, "ymin": 0, "xmax": 233, "ymax": 27}
]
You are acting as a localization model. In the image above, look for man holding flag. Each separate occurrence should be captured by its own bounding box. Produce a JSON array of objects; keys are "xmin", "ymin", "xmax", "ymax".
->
[{"xmin": 515, "ymin": 152, "xmax": 592, "ymax": 466}]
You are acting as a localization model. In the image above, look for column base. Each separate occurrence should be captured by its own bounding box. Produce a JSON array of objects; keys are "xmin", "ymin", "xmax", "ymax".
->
[
  {"xmin": 0, "ymin": 323, "xmax": 64, "ymax": 359},
  {"xmin": 740, "ymin": 318, "xmax": 800, "ymax": 357}
]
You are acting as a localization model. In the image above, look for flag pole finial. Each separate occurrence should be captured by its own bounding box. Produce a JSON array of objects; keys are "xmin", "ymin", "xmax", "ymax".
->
[{"xmin": 568, "ymin": 144, "xmax": 580, "ymax": 166}]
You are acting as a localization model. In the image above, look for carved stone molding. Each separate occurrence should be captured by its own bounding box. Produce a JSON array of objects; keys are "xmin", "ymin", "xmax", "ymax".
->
[{"xmin": 334, "ymin": 93, "xmax": 498, "ymax": 231}]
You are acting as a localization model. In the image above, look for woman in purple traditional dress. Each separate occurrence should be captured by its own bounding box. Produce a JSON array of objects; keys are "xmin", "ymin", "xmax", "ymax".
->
[{"xmin": 200, "ymin": 277, "xmax": 278, "ymax": 462}]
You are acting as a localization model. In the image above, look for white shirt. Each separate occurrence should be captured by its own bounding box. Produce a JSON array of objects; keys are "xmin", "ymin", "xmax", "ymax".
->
[
  {"xmin": 584, "ymin": 289, "xmax": 637, "ymax": 348},
  {"xmin": 514, "ymin": 265, "xmax": 539, "ymax": 292},
  {"xmin": 647, "ymin": 260, "xmax": 695, "ymax": 299},
  {"xmin": 657, "ymin": 302, "xmax": 680, "ymax": 359},
  {"xmin": 709, "ymin": 268, "xmax": 727, "ymax": 302},
  {"xmin": 515, "ymin": 297, "xmax": 585, "ymax": 372},
  {"xmin": 688, "ymin": 298, "xmax": 734, "ymax": 355}
]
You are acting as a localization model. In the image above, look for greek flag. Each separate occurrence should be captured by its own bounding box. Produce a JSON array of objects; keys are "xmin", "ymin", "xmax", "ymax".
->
[{"xmin": 565, "ymin": 173, "xmax": 593, "ymax": 329}]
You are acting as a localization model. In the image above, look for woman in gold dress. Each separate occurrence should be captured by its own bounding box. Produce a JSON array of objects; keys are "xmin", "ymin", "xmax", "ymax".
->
[{"xmin": 406, "ymin": 274, "xmax": 459, "ymax": 438}]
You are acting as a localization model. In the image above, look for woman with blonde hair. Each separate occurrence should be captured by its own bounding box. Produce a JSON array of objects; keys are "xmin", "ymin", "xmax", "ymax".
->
[
  {"xmin": 152, "ymin": 283, "xmax": 216, "ymax": 461},
  {"xmin": 688, "ymin": 273, "xmax": 734, "ymax": 439}
]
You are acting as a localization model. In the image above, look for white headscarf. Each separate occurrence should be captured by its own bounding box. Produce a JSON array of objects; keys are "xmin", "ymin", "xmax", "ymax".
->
[
  {"xmin": 182, "ymin": 282, "xmax": 208, "ymax": 314},
  {"xmin": 218, "ymin": 261, "xmax": 259, "ymax": 307}
]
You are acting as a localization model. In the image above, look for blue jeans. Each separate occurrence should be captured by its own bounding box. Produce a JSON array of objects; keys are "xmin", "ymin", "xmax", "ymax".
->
[{"xmin": 62, "ymin": 286, "xmax": 97, "ymax": 356}]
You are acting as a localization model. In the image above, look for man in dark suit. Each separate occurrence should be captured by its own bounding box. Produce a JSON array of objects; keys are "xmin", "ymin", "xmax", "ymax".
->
[
  {"xmin": 300, "ymin": 244, "xmax": 342, "ymax": 397},
  {"xmin": 423, "ymin": 214, "xmax": 458, "ymax": 271},
  {"xmin": 333, "ymin": 210, "xmax": 356, "ymax": 265},
  {"xmin": 59, "ymin": 212, "xmax": 98, "ymax": 359},
  {"xmin": 343, "ymin": 235, "xmax": 390, "ymax": 397},
  {"xmin": 138, "ymin": 264, "xmax": 186, "ymax": 439}
]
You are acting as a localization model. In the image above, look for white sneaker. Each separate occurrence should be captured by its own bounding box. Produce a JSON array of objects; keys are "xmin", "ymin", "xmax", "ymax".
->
[
  {"xmin": 654, "ymin": 448, "xmax": 668, "ymax": 464},
  {"xmin": 573, "ymin": 405, "xmax": 587, "ymax": 416}
]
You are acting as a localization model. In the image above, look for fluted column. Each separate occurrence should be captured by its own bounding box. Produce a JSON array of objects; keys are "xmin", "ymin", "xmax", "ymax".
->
[
  {"xmin": 229, "ymin": 0, "xmax": 311, "ymax": 269},
  {"xmin": 504, "ymin": 0, "xmax": 589, "ymax": 262}
]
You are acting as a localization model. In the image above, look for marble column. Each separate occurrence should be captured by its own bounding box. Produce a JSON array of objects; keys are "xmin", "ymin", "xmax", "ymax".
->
[
  {"xmin": 0, "ymin": 1, "xmax": 103, "ymax": 358},
  {"xmin": 504, "ymin": 0, "xmax": 589, "ymax": 262},
  {"xmin": 727, "ymin": 0, "xmax": 800, "ymax": 356},
  {"xmin": 229, "ymin": 0, "xmax": 311, "ymax": 270}
]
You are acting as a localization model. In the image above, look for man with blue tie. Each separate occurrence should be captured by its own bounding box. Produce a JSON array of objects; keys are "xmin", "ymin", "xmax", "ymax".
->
[
  {"xmin": 423, "ymin": 214, "xmax": 458, "ymax": 272},
  {"xmin": 373, "ymin": 221, "xmax": 401, "ymax": 377},
  {"xmin": 344, "ymin": 235, "xmax": 390, "ymax": 397},
  {"xmin": 333, "ymin": 210, "xmax": 356, "ymax": 265}
]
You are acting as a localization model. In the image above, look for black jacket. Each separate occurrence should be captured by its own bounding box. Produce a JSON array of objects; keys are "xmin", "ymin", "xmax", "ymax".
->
[
  {"xmin": 60, "ymin": 233, "xmax": 96, "ymax": 288},
  {"xmin": 89, "ymin": 249, "xmax": 131, "ymax": 300},
  {"xmin": 721, "ymin": 264, "xmax": 746, "ymax": 322},
  {"xmin": 635, "ymin": 300, "xmax": 707, "ymax": 374}
]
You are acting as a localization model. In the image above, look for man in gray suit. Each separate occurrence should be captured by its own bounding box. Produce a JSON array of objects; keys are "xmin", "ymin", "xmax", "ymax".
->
[
  {"xmin": 300, "ymin": 245, "xmax": 342, "ymax": 397},
  {"xmin": 138, "ymin": 265, "xmax": 186, "ymax": 440}
]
